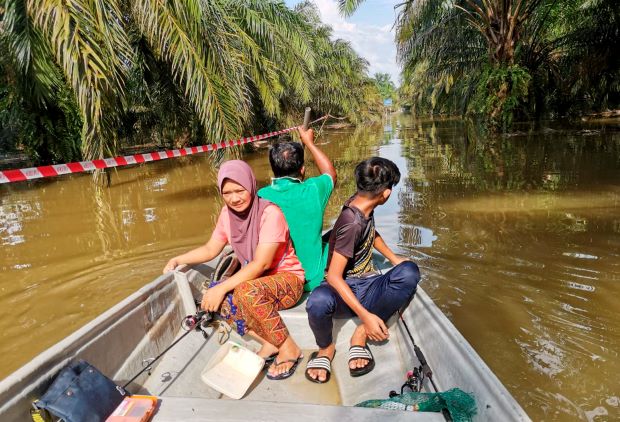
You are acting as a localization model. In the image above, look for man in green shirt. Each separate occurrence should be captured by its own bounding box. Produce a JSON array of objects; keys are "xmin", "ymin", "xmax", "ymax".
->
[{"xmin": 258, "ymin": 127, "xmax": 337, "ymax": 291}]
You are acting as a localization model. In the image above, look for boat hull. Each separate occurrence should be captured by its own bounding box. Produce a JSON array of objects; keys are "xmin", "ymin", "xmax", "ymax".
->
[{"xmin": 0, "ymin": 261, "xmax": 530, "ymax": 421}]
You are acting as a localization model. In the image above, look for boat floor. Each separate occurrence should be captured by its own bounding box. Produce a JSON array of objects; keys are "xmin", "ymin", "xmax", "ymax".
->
[{"xmin": 136, "ymin": 297, "xmax": 443, "ymax": 421}]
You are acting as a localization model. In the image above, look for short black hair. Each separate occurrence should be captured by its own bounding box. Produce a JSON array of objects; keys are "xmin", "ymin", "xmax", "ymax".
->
[
  {"xmin": 354, "ymin": 157, "xmax": 401, "ymax": 195},
  {"xmin": 268, "ymin": 141, "xmax": 304, "ymax": 177}
]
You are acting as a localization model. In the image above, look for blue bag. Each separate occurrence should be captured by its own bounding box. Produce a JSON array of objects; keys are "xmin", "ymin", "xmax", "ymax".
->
[{"xmin": 34, "ymin": 360, "xmax": 126, "ymax": 422}]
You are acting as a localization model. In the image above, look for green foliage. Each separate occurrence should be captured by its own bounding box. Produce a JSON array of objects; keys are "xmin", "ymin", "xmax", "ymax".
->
[
  {"xmin": 346, "ymin": 0, "xmax": 620, "ymax": 128},
  {"xmin": 373, "ymin": 73, "xmax": 396, "ymax": 102},
  {"xmin": 0, "ymin": 0, "xmax": 381, "ymax": 165},
  {"xmin": 25, "ymin": 0, "xmax": 132, "ymax": 160},
  {"xmin": 23, "ymin": 85, "xmax": 83, "ymax": 163},
  {"xmin": 0, "ymin": 80, "xmax": 82, "ymax": 163},
  {"xmin": 282, "ymin": 1, "xmax": 382, "ymax": 126},
  {"xmin": 549, "ymin": 0, "xmax": 620, "ymax": 114},
  {"xmin": 337, "ymin": 0, "xmax": 366, "ymax": 18},
  {"xmin": 396, "ymin": 0, "xmax": 486, "ymax": 117},
  {"xmin": 0, "ymin": 17, "xmax": 82, "ymax": 163},
  {"xmin": 470, "ymin": 65, "xmax": 532, "ymax": 130}
]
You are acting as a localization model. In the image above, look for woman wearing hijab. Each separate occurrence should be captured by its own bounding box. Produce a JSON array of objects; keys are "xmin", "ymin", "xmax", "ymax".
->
[{"xmin": 163, "ymin": 160, "xmax": 305, "ymax": 380}]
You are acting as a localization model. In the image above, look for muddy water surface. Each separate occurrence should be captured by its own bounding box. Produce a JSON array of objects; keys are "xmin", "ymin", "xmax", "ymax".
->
[{"xmin": 1, "ymin": 116, "xmax": 619, "ymax": 420}]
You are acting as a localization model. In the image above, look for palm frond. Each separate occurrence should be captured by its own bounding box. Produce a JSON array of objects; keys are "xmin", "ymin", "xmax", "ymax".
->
[
  {"xmin": 25, "ymin": 0, "xmax": 132, "ymax": 159},
  {"xmin": 337, "ymin": 0, "xmax": 366, "ymax": 17},
  {"xmin": 2, "ymin": 0, "xmax": 62, "ymax": 104},
  {"xmin": 132, "ymin": 0, "xmax": 246, "ymax": 141}
]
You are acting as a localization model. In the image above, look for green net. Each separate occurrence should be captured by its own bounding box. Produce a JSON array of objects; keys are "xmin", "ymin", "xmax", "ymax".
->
[{"xmin": 355, "ymin": 388, "xmax": 477, "ymax": 422}]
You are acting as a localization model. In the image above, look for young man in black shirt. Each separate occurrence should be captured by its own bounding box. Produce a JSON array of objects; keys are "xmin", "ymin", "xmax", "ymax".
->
[{"xmin": 305, "ymin": 157, "xmax": 420, "ymax": 383}]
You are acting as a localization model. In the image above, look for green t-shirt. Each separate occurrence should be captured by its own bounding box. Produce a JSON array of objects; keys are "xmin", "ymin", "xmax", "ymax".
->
[{"xmin": 258, "ymin": 174, "xmax": 333, "ymax": 291}]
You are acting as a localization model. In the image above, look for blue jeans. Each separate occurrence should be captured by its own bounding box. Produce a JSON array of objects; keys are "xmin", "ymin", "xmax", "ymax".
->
[{"xmin": 306, "ymin": 261, "xmax": 420, "ymax": 348}]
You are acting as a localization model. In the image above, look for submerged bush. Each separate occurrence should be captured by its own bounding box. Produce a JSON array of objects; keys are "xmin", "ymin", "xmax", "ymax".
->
[{"xmin": 470, "ymin": 65, "xmax": 532, "ymax": 130}]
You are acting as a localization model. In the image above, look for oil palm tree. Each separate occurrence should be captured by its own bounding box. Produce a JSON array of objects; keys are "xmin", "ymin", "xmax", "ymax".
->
[
  {"xmin": 342, "ymin": 0, "xmax": 619, "ymax": 122},
  {"xmin": 1, "ymin": 0, "xmax": 315, "ymax": 162},
  {"xmin": 2, "ymin": 0, "xmax": 381, "ymax": 164},
  {"xmin": 287, "ymin": 1, "xmax": 381, "ymax": 124}
]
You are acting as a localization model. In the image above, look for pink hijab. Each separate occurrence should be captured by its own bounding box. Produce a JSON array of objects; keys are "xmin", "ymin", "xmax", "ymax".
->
[{"xmin": 217, "ymin": 160, "xmax": 272, "ymax": 264}]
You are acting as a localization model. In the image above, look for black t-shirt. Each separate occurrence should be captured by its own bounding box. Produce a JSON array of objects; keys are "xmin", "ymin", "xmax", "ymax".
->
[{"xmin": 326, "ymin": 199, "xmax": 379, "ymax": 277}]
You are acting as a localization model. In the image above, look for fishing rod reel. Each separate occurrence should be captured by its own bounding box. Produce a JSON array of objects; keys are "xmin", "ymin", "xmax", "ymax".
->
[
  {"xmin": 182, "ymin": 309, "xmax": 214, "ymax": 339},
  {"xmin": 389, "ymin": 365, "xmax": 425, "ymax": 398}
]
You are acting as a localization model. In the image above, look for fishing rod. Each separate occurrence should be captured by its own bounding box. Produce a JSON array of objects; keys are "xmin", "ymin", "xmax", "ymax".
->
[
  {"xmin": 397, "ymin": 309, "xmax": 438, "ymax": 393},
  {"xmin": 121, "ymin": 310, "xmax": 213, "ymax": 392},
  {"xmin": 395, "ymin": 309, "xmax": 453, "ymax": 422}
]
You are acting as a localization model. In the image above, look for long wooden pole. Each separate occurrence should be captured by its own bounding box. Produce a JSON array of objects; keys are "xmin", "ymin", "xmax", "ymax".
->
[{"xmin": 303, "ymin": 107, "xmax": 311, "ymax": 130}]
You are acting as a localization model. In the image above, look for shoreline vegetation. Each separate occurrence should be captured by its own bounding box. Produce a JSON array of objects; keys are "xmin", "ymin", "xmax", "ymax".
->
[
  {"xmin": 344, "ymin": 0, "xmax": 619, "ymax": 130},
  {"xmin": 0, "ymin": 1, "xmax": 384, "ymax": 167},
  {"xmin": 1, "ymin": 0, "xmax": 619, "ymax": 169},
  {"xmin": 2, "ymin": 111, "xmax": 619, "ymax": 171}
]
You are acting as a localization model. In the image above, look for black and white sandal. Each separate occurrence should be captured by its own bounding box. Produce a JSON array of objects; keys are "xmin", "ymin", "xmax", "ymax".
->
[
  {"xmin": 349, "ymin": 345, "xmax": 375, "ymax": 377},
  {"xmin": 305, "ymin": 351, "xmax": 333, "ymax": 384}
]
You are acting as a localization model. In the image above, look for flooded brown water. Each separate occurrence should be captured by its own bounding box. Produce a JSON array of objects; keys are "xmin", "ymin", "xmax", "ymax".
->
[{"xmin": 1, "ymin": 116, "xmax": 619, "ymax": 420}]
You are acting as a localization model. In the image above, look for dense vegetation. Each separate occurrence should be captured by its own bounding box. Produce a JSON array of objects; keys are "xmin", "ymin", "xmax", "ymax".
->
[
  {"xmin": 0, "ymin": 0, "xmax": 382, "ymax": 164},
  {"xmin": 341, "ymin": 0, "xmax": 619, "ymax": 130},
  {"xmin": 373, "ymin": 72, "xmax": 397, "ymax": 102}
]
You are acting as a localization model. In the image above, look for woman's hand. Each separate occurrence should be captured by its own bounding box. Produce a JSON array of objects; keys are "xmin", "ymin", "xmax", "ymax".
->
[
  {"xmin": 361, "ymin": 312, "xmax": 389, "ymax": 342},
  {"xmin": 163, "ymin": 258, "xmax": 180, "ymax": 274},
  {"xmin": 201, "ymin": 285, "xmax": 227, "ymax": 313}
]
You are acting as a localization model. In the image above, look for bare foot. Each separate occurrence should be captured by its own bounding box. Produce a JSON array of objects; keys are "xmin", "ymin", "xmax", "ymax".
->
[
  {"xmin": 349, "ymin": 324, "xmax": 370, "ymax": 370},
  {"xmin": 306, "ymin": 343, "xmax": 336, "ymax": 382},
  {"xmin": 268, "ymin": 336, "xmax": 302, "ymax": 377}
]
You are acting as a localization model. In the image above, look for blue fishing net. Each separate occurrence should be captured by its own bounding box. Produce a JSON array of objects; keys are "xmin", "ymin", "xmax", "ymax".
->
[{"xmin": 355, "ymin": 388, "xmax": 477, "ymax": 422}]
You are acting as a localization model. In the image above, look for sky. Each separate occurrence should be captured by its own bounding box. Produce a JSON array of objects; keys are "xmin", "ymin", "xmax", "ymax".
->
[{"xmin": 284, "ymin": 0, "xmax": 401, "ymax": 85}]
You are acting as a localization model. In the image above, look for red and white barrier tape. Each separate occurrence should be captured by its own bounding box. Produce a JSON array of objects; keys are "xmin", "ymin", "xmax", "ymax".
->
[{"xmin": 0, "ymin": 127, "xmax": 297, "ymax": 184}]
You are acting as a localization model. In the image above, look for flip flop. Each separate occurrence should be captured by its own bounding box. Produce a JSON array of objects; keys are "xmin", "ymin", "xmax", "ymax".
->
[
  {"xmin": 266, "ymin": 354, "xmax": 304, "ymax": 380},
  {"xmin": 262, "ymin": 353, "xmax": 278, "ymax": 369},
  {"xmin": 349, "ymin": 345, "xmax": 375, "ymax": 377},
  {"xmin": 305, "ymin": 351, "xmax": 333, "ymax": 384}
]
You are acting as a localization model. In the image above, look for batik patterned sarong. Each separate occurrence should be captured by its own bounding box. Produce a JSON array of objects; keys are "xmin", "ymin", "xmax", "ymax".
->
[{"xmin": 210, "ymin": 271, "xmax": 303, "ymax": 346}]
